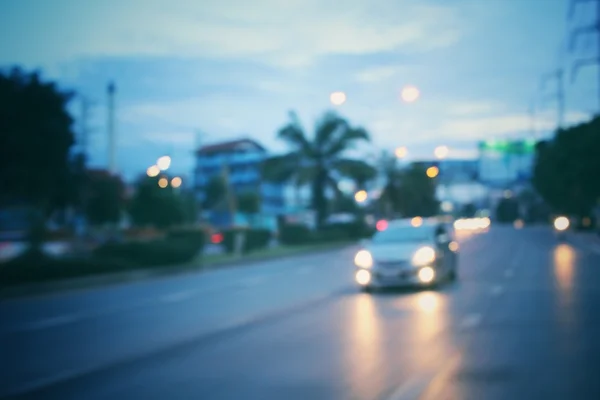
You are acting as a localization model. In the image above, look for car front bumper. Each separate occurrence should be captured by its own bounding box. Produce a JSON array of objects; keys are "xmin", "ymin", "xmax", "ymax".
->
[{"xmin": 355, "ymin": 265, "xmax": 437, "ymax": 288}]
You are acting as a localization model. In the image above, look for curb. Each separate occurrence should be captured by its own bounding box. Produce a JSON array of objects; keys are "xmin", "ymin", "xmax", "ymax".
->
[{"xmin": 0, "ymin": 242, "xmax": 356, "ymax": 301}]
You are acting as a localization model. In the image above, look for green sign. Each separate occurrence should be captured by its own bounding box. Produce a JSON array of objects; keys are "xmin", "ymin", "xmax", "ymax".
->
[{"xmin": 478, "ymin": 139, "xmax": 536, "ymax": 154}]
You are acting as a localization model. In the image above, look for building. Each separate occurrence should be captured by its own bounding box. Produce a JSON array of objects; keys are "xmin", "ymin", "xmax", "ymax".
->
[{"xmin": 194, "ymin": 138, "xmax": 286, "ymax": 228}]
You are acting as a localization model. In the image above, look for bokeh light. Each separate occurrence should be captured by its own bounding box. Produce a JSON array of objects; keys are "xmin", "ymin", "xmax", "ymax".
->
[
  {"xmin": 400, "ymin": 85, "xmax": 420, "ymax": 103},
  {"xmin": 330, "ymin": 91, "xmax": 347, "ymax": 105},
  {"xmin": 147, "ymin": 165, "xmax": 160, "ymax": 177},
  {"xmin": 158, "ymin": 177, "xmax": 168, "ymax": 188},
  {"xmin": 171, "ymin": 176, "xmax": 182, "ymax": 188},
  {"xmin": 434, "ymin": 145, "xmax": 449, "ymax": 159},
  {"xmin": 157, "ymin": 156, "xmax": 171, "ymax": 171},
  {"xmin": 395, "ymin": 146, "xmax": 408, "ymax": 159},
  {"xmin": 426, "ymin": 166, "xmax": 439, "ymax": 178},
  {"xmin": 354, "ymin": 190, "xmax": 368, "ymax": 203}
]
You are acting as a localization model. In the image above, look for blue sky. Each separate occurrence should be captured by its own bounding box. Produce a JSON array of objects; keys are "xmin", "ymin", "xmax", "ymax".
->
[{"xmin": 1, "ymin": 0, "xmax": 597, "ymax": 181}]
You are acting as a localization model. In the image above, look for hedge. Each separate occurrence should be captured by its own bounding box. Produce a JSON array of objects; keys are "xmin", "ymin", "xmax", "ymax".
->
[
  {"xmin": 279, "ymin": 221, "xmax": 375, "ymax": 246},
  {"xmin": 279, "ymin": 223, "xmax": 312, "ymax": 245},
  {"xmin": 221, "ymin": 228, "xmax": 272, "ymax": 254},
  {"xmin": 94, "ymin": 236, "xmax": 203, "ymax": 266}
]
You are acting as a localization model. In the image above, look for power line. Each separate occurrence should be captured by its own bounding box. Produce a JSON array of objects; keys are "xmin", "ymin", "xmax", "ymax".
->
[
  {"xmin": 540, "ymin": 69, "xmax": 566, "ymax": 130},
  {"xmin": 568, "ymin": 0, "xmax": 600, "ymax": 110}
]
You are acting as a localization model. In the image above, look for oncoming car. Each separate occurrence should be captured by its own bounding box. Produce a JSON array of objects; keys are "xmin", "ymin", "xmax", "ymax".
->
[{"xmin": 354, "ymin": 218, "xmax": 459, "ymax": 291}]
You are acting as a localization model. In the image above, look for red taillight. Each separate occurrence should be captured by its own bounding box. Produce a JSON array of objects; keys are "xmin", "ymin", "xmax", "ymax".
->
[
  {"xmin": 376, "ymin": 220, "xmax": 388, "ymax": 231},
  {"xmin": 211, "ymin": 233, "xmax": 223, "ymax": 244}
]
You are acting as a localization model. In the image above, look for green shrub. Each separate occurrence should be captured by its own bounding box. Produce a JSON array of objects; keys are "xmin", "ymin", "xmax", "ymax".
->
[
  {"xmin": 221, "ymin": 228, "xmax": 272, "ymax": 254},
  {"xmin": 279, "ymin": 223, "xmax": 312, "ymax": 245},
  {"xmin": 167, "ymin": 227, "xmax": 207, "ymax": 250},
  {"xmin": 94, "ymin": 237, "xmax": 202, "ymax": 266},
  {"xmin": 319, "ymin": 221, "xmax": 373, "ymax": 241},
  {"xmin": 0, "ymin": 251, "xmax": 130, "ymax": 286}
]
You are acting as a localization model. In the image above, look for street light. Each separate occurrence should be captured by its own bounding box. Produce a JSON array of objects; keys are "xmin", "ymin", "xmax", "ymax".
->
[
  {"xmin": 330, "ymin": 91, "xmax": 347, "ymax": 106},
  {"xmin": 171, "ymin": 176, "xmax": 182, "ymax": 188},
  {"xmin": 434, "ymin": 145, "xmax": 449, "ymax": 160},
  {"xmin": 157, "ymin": 155, "xmax": 171, "ymax": 171},
  {"xmin": 354, "ymin": 190, "xmax": 368, "ymax": 203},
  {"xmin": 394, "ymin": 146, "xmax": 408, "ymax": 159},
  {"xmin": 158, "ymin": 177, "xmax": 168, "ymax": 188},
  {"xmin": 400, "ymin": 85, "xmax": 420, "ymax": 103},
  {"xmin": 426, "ymin": 166, "xmax": 439, "ymax": 178},
  {"xmin": 147, "ymin": 165, "xmax": 160, "ymax": 177}
]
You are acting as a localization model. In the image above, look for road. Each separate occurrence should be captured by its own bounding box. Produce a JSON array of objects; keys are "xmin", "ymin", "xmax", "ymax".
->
[{"xmin": 1, "ymin": 225, "xmax": 600, "ymax": 399}]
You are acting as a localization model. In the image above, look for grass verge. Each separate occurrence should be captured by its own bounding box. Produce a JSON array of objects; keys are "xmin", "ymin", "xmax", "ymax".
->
[{"xmin": 0, "ymin": 241, "xmax": 355, "ymax": 300}]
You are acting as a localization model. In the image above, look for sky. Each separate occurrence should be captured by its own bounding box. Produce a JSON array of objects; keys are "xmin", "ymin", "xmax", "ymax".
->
[{"xmin": 1, "ymin": 0, "xmax": 598, "ymax": 182}]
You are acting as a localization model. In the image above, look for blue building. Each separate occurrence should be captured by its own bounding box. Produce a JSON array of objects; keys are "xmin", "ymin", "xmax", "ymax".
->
[{"xmin": 194, "ymin": 138, "xmax": 286, "ymax": 228}]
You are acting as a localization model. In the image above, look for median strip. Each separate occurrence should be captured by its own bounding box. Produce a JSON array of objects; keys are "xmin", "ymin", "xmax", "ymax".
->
[{"xmin": 0, "ymin": 241, "xmax": 355, "ymax": 300}]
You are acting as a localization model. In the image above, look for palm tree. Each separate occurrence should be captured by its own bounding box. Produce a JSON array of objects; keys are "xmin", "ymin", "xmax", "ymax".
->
[
  {"xmin": 378, "ymin": 150, "xmax": 401, "ymax": 218},
  {"xmin": 263, "ymin": 111, "xmax": 376, "ymax": 228}
]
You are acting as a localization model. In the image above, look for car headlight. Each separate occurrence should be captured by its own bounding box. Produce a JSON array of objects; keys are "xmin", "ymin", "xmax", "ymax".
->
[
  {"xmin": 554, "ymin": 216, "xmax": 569, "ymax": 231},
  {"xmin": 412, "ymin": 246, "xmax": 436, "ymax": 266},
  {"xmin": 354, "ymin": 250, "xmax": 373, "ymax": 268}
]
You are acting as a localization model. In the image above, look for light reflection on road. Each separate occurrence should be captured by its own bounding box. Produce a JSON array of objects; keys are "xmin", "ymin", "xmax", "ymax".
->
[
  {"xmin": 343, "ymin": 293, "xmax": 387, "ymax": 399},
  {"xmin": 554, "ymin": 244, "xmax": 575, "ymax": 296}
]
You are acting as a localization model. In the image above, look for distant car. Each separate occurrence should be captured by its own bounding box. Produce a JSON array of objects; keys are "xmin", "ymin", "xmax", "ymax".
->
[{"xmin": 354, "ymin": 218, "xmax": 459, "ymax": 291}]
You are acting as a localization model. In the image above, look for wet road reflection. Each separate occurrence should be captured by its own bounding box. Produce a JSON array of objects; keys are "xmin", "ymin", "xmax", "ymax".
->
[{"xmin": 343, "ymin": 293, "xmax": 386, "ymax": 399}]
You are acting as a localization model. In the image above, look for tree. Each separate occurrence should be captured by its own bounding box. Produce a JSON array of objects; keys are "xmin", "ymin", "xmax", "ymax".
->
[
  {"xmin": 129, "ymin": 177, "xmax": 185, "ymax": 229},
  {"xmin": 84, "ymin": 170, "xmax": 125, "ymax": 226},
  {"xmin": 0, "ymin": 68, "xmax": 75, "ymax": 211},
  {"xmin": 393, "ymin": 164, "xmax": 439, "ymax": 217},
  {"xmin": 237, "ymin": 192, "xmax": 261, "ymax": 223},
  {"xmin": 378, "ymin": 150, "xmax": 402, "ymax": 218},
  {"xmin": 262, "ymin": 111, "xmax": 375, "ymax": 228},
  {"xmin": 532, "ymin": 116, "xmax": 600, "ymax": 217},
  {"xmin": 203, "ymin": 175, "xmax": 228, "ymax": 211}
]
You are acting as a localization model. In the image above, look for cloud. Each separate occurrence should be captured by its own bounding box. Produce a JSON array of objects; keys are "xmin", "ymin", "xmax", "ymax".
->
[
  {"xmin": 0, "ymin": 0, "xmax": 462, "ymax": 70},
  {"xmin": 446, "ymin": 101, "xmax": 504, "ymax": 116},
  {"xmin": 354, "ymin": 66, "xmax": 402, "ymax": 83},
  {"xmin": 142, "ymin": 131, "xmax": 196, "ymax": 145},
  {"xmin": 423, "ymin": 110, "xmax": 592, "ymax": 142}
]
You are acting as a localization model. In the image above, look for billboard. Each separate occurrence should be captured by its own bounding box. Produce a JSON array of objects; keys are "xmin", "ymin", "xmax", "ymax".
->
[{"xmin": 478, "ymin": 139, "xmax": 536, "ymax": 184}]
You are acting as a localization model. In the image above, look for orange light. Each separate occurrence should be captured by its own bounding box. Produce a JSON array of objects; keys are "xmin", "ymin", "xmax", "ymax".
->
[
  {"xmin": 411, "ymin": 216, "xmax": 423, "ymax": 227},
  {"xmin": 171, "ymin": 177, "xmax": 182, "ymax": 188},
  {"xmin": 426, "ymin": 166, "xmax": 439, "ymax": 178}
]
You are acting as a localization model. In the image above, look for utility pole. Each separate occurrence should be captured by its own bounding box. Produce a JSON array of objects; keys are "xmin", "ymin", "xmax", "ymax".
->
[
  {"xmin": 540, "ymin": 69, "xmax": 566, "ymax": 130},
  {"xmin": 529, "ymin": 99, "xmax": 537, "ymax": 139},
  {"xmin": 79, "ymin": 95, "xmax": 95, "ymax": 161},
  {"xmin": 569, "ymin": 0, "xmax": 600, "ymax": 110},
  {"xmin": 107, "ymin": 81, "xmax": 117, "ymax": 174}
]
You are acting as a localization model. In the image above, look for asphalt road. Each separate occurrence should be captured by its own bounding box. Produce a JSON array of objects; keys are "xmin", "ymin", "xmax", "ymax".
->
[{"xmin": 2, "ymin": 225, "xmax": 600, "ymax": 399}]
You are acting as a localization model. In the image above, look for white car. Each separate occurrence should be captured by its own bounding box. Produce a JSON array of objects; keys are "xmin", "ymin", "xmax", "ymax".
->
[{"xmin": 354, "ymin": 218, "xmax": 459, "ymax": 291}]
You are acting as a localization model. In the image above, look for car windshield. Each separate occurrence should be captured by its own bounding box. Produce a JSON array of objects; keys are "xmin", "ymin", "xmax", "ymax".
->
[{"xmin": 372, "ymin": 226, "xmax": 433, "ymax": 244}]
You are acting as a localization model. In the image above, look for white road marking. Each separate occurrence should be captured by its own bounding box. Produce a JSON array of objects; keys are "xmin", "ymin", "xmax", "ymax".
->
[
  {"xmin": 491, "ymin": 285, "xmax": 504, "ymax": 296},
  {"xmin": 21, "ymin": 314, "xmax": 82, "ymax": 331},
  {"xmin": 504, "ymin": 269, "xmax": 514, "ymax": 278},
  {"xmin": 384, "ymin": 353, "xmax": 462, "ymax": 400},
  {"xmin": 459, "ymin": 313, "xmax": 482, "ymax": 329},
  {"xmin": 159, "ymin": 290, "xmax": 197, "ymax": 303}
]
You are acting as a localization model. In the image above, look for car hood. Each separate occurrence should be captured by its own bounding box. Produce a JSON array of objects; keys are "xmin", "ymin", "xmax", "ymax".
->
[{"xmin": 366, "ymin": 242, "xmax": 431, "ymax": 262}]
